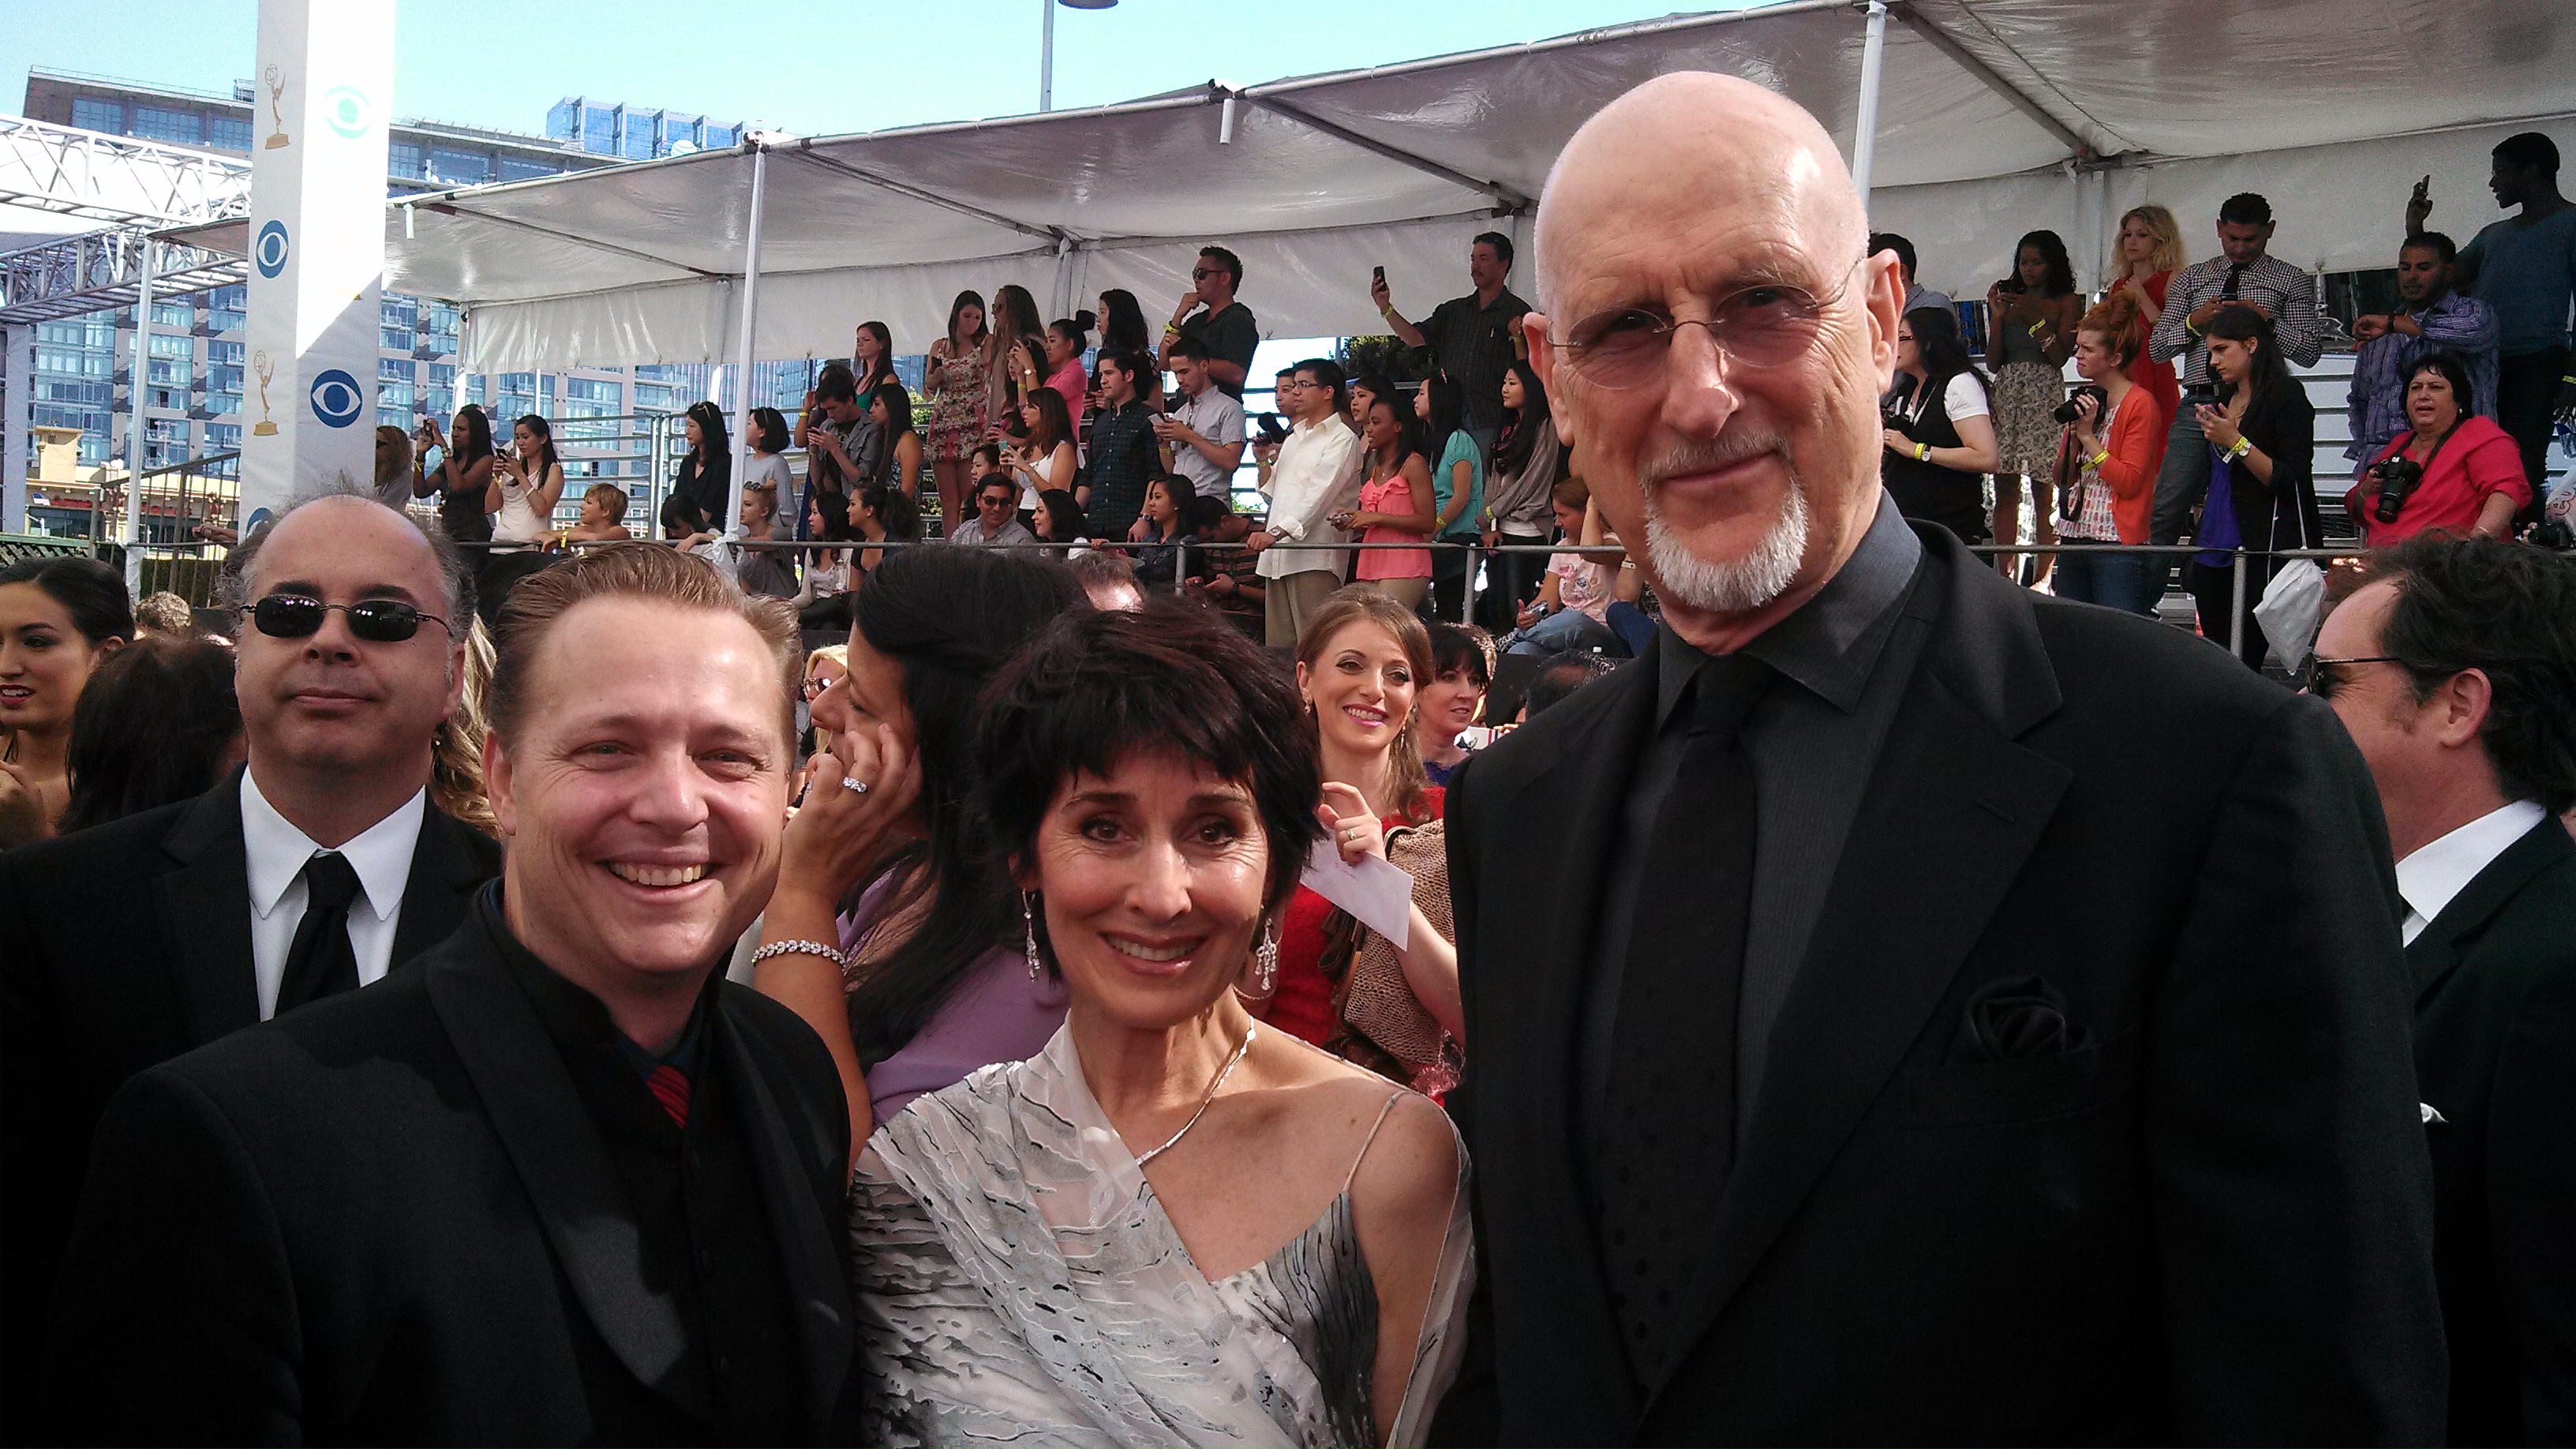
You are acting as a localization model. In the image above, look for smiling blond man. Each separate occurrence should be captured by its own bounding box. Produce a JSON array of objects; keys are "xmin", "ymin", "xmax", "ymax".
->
[{"xmin": 41, "ymin": 545, "xmax": 863, "ymax": 1444}]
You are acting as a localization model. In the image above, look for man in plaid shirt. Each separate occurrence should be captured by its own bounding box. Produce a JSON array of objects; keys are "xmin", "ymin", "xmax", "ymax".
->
[{"xmin": 2146, "ymin": 193, "xmax": 2327, "ymax": 561}]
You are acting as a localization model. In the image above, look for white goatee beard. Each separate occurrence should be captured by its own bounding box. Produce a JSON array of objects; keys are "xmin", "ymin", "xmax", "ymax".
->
[{"xmin": 1638, "ymin": 444, "xmax": 1811, "ymax": 615}]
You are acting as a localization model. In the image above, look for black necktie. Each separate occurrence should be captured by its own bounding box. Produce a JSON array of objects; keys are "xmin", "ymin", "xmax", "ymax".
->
[
  {"xmin": 1593, "ymin": 650, "xmax": 1773, "ymax": 1380},
  {"xmin": 275, "ymin": 852, "xmax": 365, "ymax": 1015},
  {"xmin": 2220, "ymin": 262, "xmax": 2247, "ymax": 301}
]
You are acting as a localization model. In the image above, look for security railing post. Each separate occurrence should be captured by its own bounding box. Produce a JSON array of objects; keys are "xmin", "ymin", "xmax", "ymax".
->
[{"xmin": 2228, "ymin": 549, "xmax": 2249, "ymax": 662}]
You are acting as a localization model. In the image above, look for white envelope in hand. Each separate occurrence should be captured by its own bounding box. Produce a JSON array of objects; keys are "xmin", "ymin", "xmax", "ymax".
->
[{"xmin": 1300, "ymin": 841, "xmax": 1412, "ymax": 951}]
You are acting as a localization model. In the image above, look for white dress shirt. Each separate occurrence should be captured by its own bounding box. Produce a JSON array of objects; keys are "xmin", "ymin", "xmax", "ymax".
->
[
  {"xmin": 242, "ymin": 773, "xmax": 429, "ymax": 1020},
  {"xmin": 2394, "ymin": 798, "xmax": 2547, "ymax": 947},
  {"xmin": 1257, "ymin": 413, "xmax": 1365, "ymax": 582}
]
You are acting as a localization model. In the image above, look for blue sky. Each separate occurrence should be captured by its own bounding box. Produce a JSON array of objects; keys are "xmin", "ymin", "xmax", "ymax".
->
[{"xmin": 6, "ymin": 1, "xmax": 1765, "ymax": 141}]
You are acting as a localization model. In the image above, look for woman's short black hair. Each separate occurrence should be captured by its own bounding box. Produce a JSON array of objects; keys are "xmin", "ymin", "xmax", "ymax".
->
[
  {"xmin": 58, "ymin": 635, "xmax": 241, "ymax": 834},
  {"xmin": 683, "ymin": 399, "xmax": 728, "ymax": 457},
  {"xmin": 0, "ymin": 556, "xmax": 134, "ymax": 646},
  {"xmin": 2357, "ymin": 534, "xmax": 2576, "ymax": 813},
  {"xmin": 975, "ymin": 600, "xmax": 1323, "ymax": 913},
  {"xmin": 749, "ymin": 406, "xmax": 790, "ymax": 453},
  {"xmin": 1035, "ymin": 489, "xmax": 1089, "ymax": 543},
  {"xmin": 1429, "ymin": 621, "xmax": 1493, "ymax": 691},
  {"xmin": 2404, "ymin": 351, "xmax": 2477, "ymax": 422}
]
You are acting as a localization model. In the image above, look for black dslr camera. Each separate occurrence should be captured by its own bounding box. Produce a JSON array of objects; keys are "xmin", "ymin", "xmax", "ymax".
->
[
  {"xmin": 2052, "ymin": 384, "xmax": 2107, "ymax": 425},
  {"xmin": 2181, "ymin": 380, "xmax": 2221, "ymax": 408},
  {"xmin": 2368, "ymin": 455, "xmax": 2426, "ymax": 525}
]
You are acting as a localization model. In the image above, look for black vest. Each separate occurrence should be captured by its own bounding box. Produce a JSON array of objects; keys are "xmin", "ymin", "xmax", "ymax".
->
[{"xmin": 1881, "ymin": 373, "xmax": 1990, "ymax": 545}]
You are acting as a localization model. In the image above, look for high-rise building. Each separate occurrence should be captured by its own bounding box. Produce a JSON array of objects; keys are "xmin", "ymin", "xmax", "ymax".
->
[{"xmin": 14, "ymin": 69, "xmax": 786, "ymax": 536}]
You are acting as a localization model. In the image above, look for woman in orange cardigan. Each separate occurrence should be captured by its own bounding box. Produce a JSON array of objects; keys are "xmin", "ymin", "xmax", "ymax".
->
[{"xmin": 2050, "ymin": 290, "xmax": 2170, "ymax": 616}]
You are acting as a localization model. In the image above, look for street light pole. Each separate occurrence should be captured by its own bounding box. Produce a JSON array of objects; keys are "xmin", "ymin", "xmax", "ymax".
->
[{"xmin": 1039, "ymin": 0, "xmax": 1116, "ymax": 114}]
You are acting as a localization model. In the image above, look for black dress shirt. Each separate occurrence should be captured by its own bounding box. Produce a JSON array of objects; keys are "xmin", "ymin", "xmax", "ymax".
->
[
  {"xmin": 1578, "ymin": 497, "xmax": 1928, "ymax": 1153},
  {"xmin": 1416, "ymin": 286, "xmax": 1533, "ymax": 436},
  {"xmin": 489, "ymin": 890, "xmax": 808, "ymax": 1444}
]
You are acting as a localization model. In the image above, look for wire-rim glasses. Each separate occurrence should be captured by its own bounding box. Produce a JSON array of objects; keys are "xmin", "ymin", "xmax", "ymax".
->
[{"xmin": 1549, "ymin": 254, "xmax": 1868, "ymax": 391}]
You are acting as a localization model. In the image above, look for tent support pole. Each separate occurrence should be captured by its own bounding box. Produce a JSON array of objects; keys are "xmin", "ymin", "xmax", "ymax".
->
[
  {"xmin": 125, "ymin": 237, "xmax": 158, "ymax": 597},
  {"xmin": 727, "ymin": 141, "xmax": 768, "ymax": 543},
  {"xmin": 1851, "ymin": 0, "xmax": 1889, "ymax": 212}
]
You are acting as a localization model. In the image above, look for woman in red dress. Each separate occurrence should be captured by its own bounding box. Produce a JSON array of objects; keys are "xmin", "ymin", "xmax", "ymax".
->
[{"xmin": 1261, "ymin": 590, "xmax": 1462, "ymax": 1087}]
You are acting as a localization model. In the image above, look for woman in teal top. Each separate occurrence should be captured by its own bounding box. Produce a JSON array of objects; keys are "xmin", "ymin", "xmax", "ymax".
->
[{"xmin": 1418, "ymin": 373, "xmax": 1485, "ymax": 621}]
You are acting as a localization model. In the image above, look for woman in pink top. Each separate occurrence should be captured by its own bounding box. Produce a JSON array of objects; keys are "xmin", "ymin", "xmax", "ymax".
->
[
  {"xmin": 1337, "ymin": 391, "xmax": 1437, "ymax": 609},
  {"xmin": 1009, "ymin": 311, "xmax": 1096, "ymax": 440}
]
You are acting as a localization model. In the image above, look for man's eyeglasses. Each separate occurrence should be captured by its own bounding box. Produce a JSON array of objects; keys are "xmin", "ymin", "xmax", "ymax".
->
[
  {"xmin": 249, "ymin": 593, "xmax": 450, "ymax": 643},
  {"xmin": 1190, "ymin": 268, "xmax": 1219, "ymax": 280},
  {"xmin": 1551, "ymin": 256, "xmax": 1866, "ymax": 392},
  {"xmin": 2297, "ymin": 653, "xmax": 2402, "ymax": 697}
]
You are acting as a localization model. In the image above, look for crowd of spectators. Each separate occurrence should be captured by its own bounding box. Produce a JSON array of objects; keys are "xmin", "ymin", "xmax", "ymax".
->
[{"xmin": 0, "ymin": 84, "xmax": 2570, "ymax": 1449}]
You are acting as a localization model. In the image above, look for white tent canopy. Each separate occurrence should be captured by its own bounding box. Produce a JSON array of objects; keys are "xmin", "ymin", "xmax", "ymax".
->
[{"xmin": 377, "ymin": 0, "xmax": 2576, "ymax": 376}]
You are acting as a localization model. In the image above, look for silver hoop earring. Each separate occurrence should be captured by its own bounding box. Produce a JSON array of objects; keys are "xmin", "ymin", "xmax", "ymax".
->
[{"xmin": 1022, "ymin": 891, "xmax": 1043, "ymax": 980}]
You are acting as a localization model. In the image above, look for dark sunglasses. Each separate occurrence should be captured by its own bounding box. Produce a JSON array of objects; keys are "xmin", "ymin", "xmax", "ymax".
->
[
  {"xmin": 2296, "ymin": 653, "xmax": 2402, "ymax": 697},
  {"xmin": 250, "ymin": 593, "xmax": 451, "ymax": 643}
]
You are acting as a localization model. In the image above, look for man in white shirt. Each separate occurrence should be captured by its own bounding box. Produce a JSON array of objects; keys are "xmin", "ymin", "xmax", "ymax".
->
[
  {"xmin": 1156, "ymin": 339, "xmax": 1248, "ymax": 503},
  {"xmin": 1245, "ymin": 357, "xmax": 1365, "ymax": 646},
  {"xmin": 0, "ymin": 492, "xmax": 504, "ymax": 1405},
  {"xmin": 2311, "ymin": 533, "xmax": 2575, "ymax": 1447}
]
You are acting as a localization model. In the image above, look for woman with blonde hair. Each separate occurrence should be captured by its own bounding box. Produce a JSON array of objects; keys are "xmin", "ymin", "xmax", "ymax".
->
[
  {"xmin": 371, "ymin": 425, "xmax": 414, "ymax": 511},
  {"xmin": 429, "ymin": 615, "xmax": 499, "ymax": 837},
  {"xmin": 2111, "ymin": 204, "xmax": 2185, "ymax": 425}
]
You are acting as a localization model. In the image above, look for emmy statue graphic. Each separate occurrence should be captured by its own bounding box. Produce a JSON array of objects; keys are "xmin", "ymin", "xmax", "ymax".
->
[
  {"xmin": 251, "ymin": 350, "xmax": 279, "ymax": 436},
  {"xmin": 264, "ymin": 64, "xmax": 289, "ymax": 149}
]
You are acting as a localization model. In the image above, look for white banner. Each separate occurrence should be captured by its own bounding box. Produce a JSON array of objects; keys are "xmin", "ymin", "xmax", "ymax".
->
[{"xmin": 238, "ymin": 0, "xmax": 395, "ymax": 531}]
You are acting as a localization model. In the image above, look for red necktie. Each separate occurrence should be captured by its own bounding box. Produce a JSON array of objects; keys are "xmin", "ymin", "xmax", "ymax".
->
[{"xmin": 646, "ymin": 1063, "xmax": 691, "ymax": 1127}]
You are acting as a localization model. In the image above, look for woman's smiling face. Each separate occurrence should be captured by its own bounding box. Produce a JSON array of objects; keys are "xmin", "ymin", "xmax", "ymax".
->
[
  {"xmin": 1297, "ymin": 619, "xmax": 1414, "ymax": 762},
  {"xmin": 1029, "ymin": 749, "xmax": 1271, "ymax": 1030}
]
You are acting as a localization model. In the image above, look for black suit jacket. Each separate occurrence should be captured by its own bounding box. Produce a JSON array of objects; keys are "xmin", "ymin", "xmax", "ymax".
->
[
  {"xmin": 0, "ymin": 771, "xmax": 501, "ymax": 1437},
  {"xmin": 1436, "ymin": 525, "xmax": 2445, "ymax": 1444},
  {"xmin": 37, "ymin": 906, "xmax": 859, "ymax": 1444},
  {"xmin": 2407, "ymin": 816, "xmax": 2576, "ymax": 1445}
]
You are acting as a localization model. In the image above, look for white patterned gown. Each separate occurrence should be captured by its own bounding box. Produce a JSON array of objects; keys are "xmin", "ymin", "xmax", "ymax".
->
[{"xmin": 851, "ymin": 1025, "xmax": 1475, "ymax": 1447}]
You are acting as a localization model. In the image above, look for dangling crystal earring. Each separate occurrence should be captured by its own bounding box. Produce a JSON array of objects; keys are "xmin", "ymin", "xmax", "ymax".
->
[
  {"xmin": 1022, "ymin": 891, "xmax": 1043, "ymax": 980},
  {"xmin": 1242, "ymin": 916, "xmax": 1279, "ymax": 998}
]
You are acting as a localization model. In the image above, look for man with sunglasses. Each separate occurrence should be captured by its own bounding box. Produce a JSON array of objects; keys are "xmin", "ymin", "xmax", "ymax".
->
[
  {"xmin": 1433, "ymin": 73, "xmax": 2442, "ymax": 1446},
  {"xmin": 0, "ymin": 494, "xmax": 500, "ymax": 1425},
  {"xmin": 2309, "ymin": 535, "xmax": 2576, "ymax": 1447},
  {"xmin": 1158, "ymin": 245, "xmax": 1257, "ymax": 399}
]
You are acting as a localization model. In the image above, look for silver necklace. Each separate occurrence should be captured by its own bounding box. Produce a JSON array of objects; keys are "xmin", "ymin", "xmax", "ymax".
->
[{"xmin": 1133, "ymin": 1022, "xmax": 1257, "ymax": 1168}]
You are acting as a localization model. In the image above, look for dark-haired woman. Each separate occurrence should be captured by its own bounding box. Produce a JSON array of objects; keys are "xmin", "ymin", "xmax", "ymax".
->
[
  {"xmin": 985, "ymin": 283, "xmax": 1046, "ymax": 421},
  {"xmin": 2348, "ymin": 352, "xmax": 2528, "ymax": 546},
  {"xmin": 1881, "ymin": 305, "xmax": 2001, "ymax": 543},
  {"xmin": 1986, "ymin": 229, "xmax": 2082, "ymax": 582},
  {"xmin": 1, "ymin": 556, "xmax": 132, "ymax": 847},
  {"xmin": 673, "ymin": 399, "xmax": 731, "ymax": 534},
  {"xmin": 871, "ymin": 381, "xmax": 923, "ymax": 508},
  {"xmin": 2189, "ymin": 305, "xmax": 2321, "ymax": 668},
  {"xmin": 793, "ymin": 493, "xmax": 861, "ymax": 630},
  {"xmin": 1095, "ymin": 287, "xmax": 1151, "ymax": 359},
  {"xmin": 847, "ymin": 481, "xmax": 923, "ymax": 587},
  {"xmin": 1418, "ymin": 374, "xmax": 1485, "ymax": 620},
  {"xmin": 416, "ymin": 403, "xmax": 496, "ymax": 546},
  {"xmin": 1005, "ymin": 388, "xmax": 1078, "ymax": 519},
  {"xmin": 745, "ymin": 405, "xmax": 794, "ymax": 511},
  {"xmin": 926, "ymin": 290, "xmax": 993, "ymax": 536},
  {"xmin": 1031, "ymin": 489, "xmax": 1091, "ymax": 556},
  {"xmin": 1477, "ymin": 361, "xmax": 1561, "ymax": 632},
  {"xmin": 820, "ymin": 600, "xmax": 1471, "ymax": 1447},
  {"xmin": 477, "ymin": 413, "xmax": 567, "ymax": 628},
  {"xmin": 1342, "ymin": 393, "xmax": 1436, "ymax": 609},
  {"xmin": 1417, "ymin": 622, "xmax": 1492, "ymax": 787},
  {"xmin": 1032, "ymin": 313, "xmax": 1095, "ymax": 438},
  {"xmin": 58, "ymin": 635, "xmax": 244, "ymax": 834},
  {"xmin": 751, "ymin": 547, "xmax": 1088, "ymax": 1157}
]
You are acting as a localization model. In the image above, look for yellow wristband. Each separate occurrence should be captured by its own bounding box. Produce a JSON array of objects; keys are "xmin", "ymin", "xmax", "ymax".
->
[
  {"xmin": 2227, "ymin": 436, "xmax": 2252, "ymax": 460},
  {"xmin": 2087, "ymin": 450, "xmax": 2110, "ymax": 470},
  {"xmin": 1915, "ymin": 443, "xmax": 1931, "ymax": 462}
]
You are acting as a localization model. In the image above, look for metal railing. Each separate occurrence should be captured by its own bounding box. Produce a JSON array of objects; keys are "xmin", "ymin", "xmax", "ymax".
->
[{"xmin": 433, "ymin": 530, "xmax": 2368, "ymax": 662}]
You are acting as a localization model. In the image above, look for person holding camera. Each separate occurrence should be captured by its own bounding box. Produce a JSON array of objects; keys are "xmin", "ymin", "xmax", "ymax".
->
[
  {"xmin": 2187, "ymin": 305, "xmax": 2321, "ymax": 668},
  {"xmin": 2051, "ymin": 290, "xmax": 2171, "ymax": 616},
  {"xmin": 2348, "ymin": 352, "xmax": 2529, "ymax": 547},
  {"xmin": 2347, "ymin": 232, "xmax": 2499, "ymax": 471}
]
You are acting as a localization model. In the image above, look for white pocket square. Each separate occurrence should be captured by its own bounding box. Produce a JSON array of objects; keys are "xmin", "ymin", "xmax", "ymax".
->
[{"xmin": 2421, "ymin": 1103, "xmax": 2447, "ymax": 1125}]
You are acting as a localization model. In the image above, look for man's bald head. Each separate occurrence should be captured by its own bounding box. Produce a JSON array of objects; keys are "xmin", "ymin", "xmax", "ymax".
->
[
  {"xmin": 1523, "ymin": 70, "xmax": 1904, "ymax": 651},
  {"xmin": 1534, "ymin": 73, "xmax": 1870, "ymax": 316}
]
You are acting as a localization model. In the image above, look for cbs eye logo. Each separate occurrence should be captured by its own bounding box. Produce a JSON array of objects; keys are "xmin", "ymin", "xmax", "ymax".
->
[
  {"xmin": 255, "ymin": 221, "xmax": 290, "ymax": 279},
  {"xmin": 309, "ymin": 369, "xmax": 365, "ymax": 429}
]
